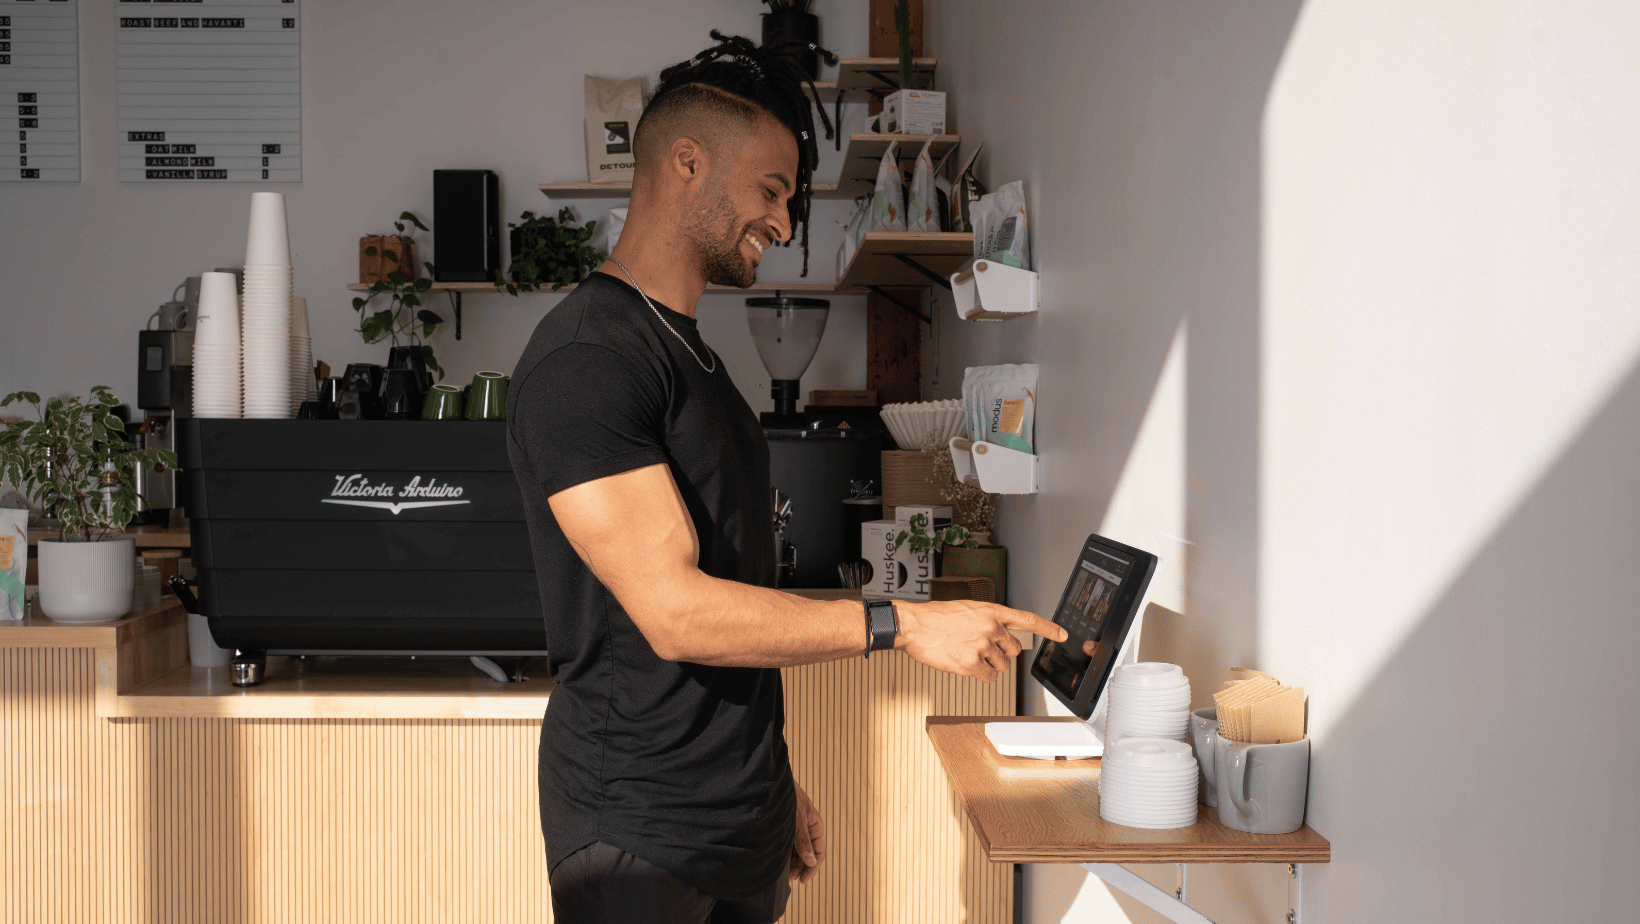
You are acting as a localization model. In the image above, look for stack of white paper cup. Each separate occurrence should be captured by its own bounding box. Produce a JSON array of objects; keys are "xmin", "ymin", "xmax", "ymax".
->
[
  {"xmin": 1098, "ymin": 738, "xmax": 1200, "ymax": 829},
  {"xmin": 242, "ymin": 192, "xmax": 293, "ymax": 418},
  {"xmin": 1103, "ymin": 662, "xmax": 1192, "ymax": 745},
  {"xmin": 191, "ymin": 271, "xmax": 243, "ymax": 418},
  {"xmin": 288, "ymin": 296, "xmax": 315, "ymax": 414}
]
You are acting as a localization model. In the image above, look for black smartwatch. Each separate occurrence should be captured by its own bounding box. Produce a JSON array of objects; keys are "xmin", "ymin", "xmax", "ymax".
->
[{"xmin": 864, "ymin": 598, "xmax": 898, "ymax": 657}]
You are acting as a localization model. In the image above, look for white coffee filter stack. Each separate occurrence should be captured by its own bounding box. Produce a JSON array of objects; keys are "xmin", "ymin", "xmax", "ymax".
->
[
  {"xmin": 242, "ymin": 191, "xmax": 293, "ymax": 418},
  {"xmin": 881, "ymin": 399, "xmax": 965, "ymax": 450},
  {"xmin": 1103, "ymin": 662, "xmax": 1192, "ymax": 745},
  {"xmin": 1098, "ymin": 737, "xmax": 1200, "ymax": 829},
  {"xmin": 191, "ymin": 271, "xmax": 242, "ymax": 418},
  {"xmin": 288, "ymin": 296, "xmax": 315, "ymax": 414}
]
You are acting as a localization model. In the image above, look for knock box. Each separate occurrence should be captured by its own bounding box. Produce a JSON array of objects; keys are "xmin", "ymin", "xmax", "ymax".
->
[{"xmin": 178, "ymin": 420, "xmax": 546, "ymax": 656}]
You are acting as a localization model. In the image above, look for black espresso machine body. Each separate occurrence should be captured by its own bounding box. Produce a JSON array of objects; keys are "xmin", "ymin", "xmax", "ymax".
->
[
  {"xmin": 178, "ymin": 419, "xmax": 545, "ymax": 655},
  {"xmin": 765, "ymin": 433, "xmax": 887, "ymax": 588}
]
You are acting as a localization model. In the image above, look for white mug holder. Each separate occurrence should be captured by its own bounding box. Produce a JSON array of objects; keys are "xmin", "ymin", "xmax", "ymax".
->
[
  {"xmin": 949, "ymin": 436, "xmax": 1040, "ymax": 494},
  {"xmin": 950, "ymin": 259, "xmax": 1040, "ymax": 321}
]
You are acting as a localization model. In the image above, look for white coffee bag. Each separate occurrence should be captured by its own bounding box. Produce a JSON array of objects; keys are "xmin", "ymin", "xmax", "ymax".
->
[
  {"xmin": 869, "ymin": 142, "xmax": 907, "ymax": 232},
  {"xmin": 907, "ymin": 138, "xmax": 937, "ymax": 232}
]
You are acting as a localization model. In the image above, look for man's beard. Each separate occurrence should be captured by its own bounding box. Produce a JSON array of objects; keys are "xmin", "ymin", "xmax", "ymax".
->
[{"xmin": 683, "ymin": 177, "xmax": 756, "ymax": 288}]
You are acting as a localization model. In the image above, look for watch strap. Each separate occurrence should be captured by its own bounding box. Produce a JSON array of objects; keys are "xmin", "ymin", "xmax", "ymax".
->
[{"xmin": 864, "ymin": 598, "xmax": 898, "ymax": 657}]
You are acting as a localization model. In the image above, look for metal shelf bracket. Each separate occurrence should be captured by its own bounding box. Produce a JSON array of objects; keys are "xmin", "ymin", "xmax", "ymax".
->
[
  {"xmin": 1081, "ymin": 863, "xmax": 1308, "ymax": 924},
  {"xmin": 890, "ymin": 252, "xmax": 955, "ymax": 291}
]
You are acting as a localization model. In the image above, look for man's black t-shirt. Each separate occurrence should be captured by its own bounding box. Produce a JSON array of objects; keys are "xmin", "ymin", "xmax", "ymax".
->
[{"xmin": 506, "ymin": 271, "xmax": 793, "ymax": 901}]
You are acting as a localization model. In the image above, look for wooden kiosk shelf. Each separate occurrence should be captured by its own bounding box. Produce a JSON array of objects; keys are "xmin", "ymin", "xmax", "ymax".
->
[
  {"xmin": 835, "ymin": 133, "xmax": 959, "ymax": 198},
  {"xmin": 929, "ymin": 715, "xmax": 1329, "ymax": 923}
]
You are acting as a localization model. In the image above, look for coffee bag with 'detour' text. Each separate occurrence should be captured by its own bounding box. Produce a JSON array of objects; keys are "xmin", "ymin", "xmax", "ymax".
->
[{"xmin": 585, "ymin": 75, "xmax": 646, "ymax": 184}]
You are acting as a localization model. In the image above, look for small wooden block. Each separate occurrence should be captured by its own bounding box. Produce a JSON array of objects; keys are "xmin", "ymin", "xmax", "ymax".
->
[
  {"xmin": 931, "ymin": 575, "xmax": 995, "ymax": 602},
  {"xmin": 809, "ymin": 389, "xmax": 879, "ymax": 407}
]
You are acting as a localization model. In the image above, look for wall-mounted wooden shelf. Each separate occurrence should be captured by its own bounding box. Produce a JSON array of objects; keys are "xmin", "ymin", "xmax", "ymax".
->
[
  {"xmin": 347, "ymin": 280, "xmax": 850, "ymax": 295},
  {"xmin": 838, "ymin": 230, "xmax": 974, "ymax": 290},
  {"xmin": 538, "ymin": 181, "xmax": 842, "ymax": 197},
  {"xmin": 835, "ymin": 57, "xmax": 936, "ymax": 92}
]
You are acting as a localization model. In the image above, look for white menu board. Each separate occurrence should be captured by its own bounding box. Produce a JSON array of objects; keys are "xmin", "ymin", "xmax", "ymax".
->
[
  {"xmin": 116, "ymin": 0, "xmax": 299, "ymax": 183},
  {"xmin": 0, "ymin": 0, "xmax": 81, "ymax": 183}
]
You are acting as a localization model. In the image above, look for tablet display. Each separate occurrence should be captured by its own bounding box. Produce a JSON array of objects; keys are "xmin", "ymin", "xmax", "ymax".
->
[{"xmin": 1030, "ymin": 534, "xmax": 1158, "ymax": 719}]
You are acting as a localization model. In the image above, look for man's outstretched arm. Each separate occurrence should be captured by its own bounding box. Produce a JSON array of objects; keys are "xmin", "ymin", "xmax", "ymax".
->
[{"xmin": 548, "ymin": 463, "xmax": 1065, "ymax": 681}]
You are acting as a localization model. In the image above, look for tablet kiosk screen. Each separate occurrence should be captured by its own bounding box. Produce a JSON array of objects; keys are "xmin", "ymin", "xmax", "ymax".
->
[{"xmin": 1036, "ymin": 545, "xmax": 1136, "ymax": 702}]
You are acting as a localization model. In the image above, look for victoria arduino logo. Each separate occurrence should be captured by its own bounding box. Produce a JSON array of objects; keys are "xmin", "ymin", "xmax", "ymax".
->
[{"xmin": 320, "ymin": 474, "xmax": 471, "ymax": 515}]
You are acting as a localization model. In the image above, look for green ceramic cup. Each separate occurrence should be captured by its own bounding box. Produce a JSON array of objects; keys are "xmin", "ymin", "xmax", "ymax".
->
[
  {"xmin": 421, "ymin": 384, "xmax": 465, "ymax": 421},
  {"xmin": 465, "ymin": 371, "xmax": 509, "ymax": 420}
]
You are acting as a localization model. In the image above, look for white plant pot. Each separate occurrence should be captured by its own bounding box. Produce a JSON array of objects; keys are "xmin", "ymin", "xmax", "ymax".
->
[{"xmin": 38, "ymin": 537, "xmax": 135, "ymax": 623}]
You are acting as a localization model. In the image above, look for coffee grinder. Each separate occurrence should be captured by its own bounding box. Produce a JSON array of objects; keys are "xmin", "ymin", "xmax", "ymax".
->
[
  {"xmin": 750, "ymin": 296, "xmax": 889, "ymax": 588},
  {"xmin": 134, "ymin": 286, "xmax": 196, "ymax": 525}
]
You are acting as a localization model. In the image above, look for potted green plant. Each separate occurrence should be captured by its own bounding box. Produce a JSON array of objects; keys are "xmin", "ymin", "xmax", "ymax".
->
[
  {"xmin": 0, "ymin": 388, "xmax": 178, "ymax": 622},
  {"xmin": 894, "ymin": 511, "xmax": 974, "ymax": 562},
  {"xmin": 762, "ymin": 0, "xmax": 820, "ymax": 79},
  {"xmin": 352, "ymin": 211, "xmax": 446, "ymax": 382},
  {"xmin": 495, "ymin": 208, "xmax": 606, "ymax": 295}
]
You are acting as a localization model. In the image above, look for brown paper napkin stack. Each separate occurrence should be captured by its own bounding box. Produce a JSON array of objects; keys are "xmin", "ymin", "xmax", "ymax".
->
[{"xmin": 1213, "ymin": 667, "xmax": 1306, "ymax": 743}]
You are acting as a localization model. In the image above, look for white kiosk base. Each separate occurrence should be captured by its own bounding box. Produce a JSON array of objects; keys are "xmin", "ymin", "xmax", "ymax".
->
[{"xmin": 983, "ymin": 606, "xmax": 1146, "ymax": 759}]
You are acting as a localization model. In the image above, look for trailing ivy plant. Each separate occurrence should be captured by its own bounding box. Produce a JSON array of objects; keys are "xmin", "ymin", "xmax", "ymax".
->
[
  {"xmin": 494, "ymin": 208, "xmax": 606, "ymax": 295},
  {"xmin": 894, "ymin": 511, "xmax": 974, "ymax": 558},
  {"xmin": 352, "ymin": 210, "xmax": 445, "ymax": 379},
  {"xmin": 0, "ymin": 388, "xmax": 178, "ymax": 542}
]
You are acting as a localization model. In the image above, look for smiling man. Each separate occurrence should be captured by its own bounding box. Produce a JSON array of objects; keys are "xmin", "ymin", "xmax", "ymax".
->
[{"xmin": 506, "ymin": 32, "xmax": 1066, "ymax": 924}]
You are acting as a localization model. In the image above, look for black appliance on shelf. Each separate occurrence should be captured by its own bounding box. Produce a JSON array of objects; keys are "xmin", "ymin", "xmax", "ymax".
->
[
  {"xmin": 178, "ymin": 420, "xmax": 546, "ymax": 679},
  {"xmin": 133, "ymin": 328, "xmax": 193, "ymax": 525},
  {"xmin": 766, "ymin": 433, "xmax": 887, "ymax": 589},
  {"xmin": 433, "ymin": 169, "xmax": 501, "ymax": 281}
]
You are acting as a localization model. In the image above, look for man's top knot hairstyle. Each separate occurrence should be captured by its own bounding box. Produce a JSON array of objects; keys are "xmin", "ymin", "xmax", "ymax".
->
[{"xmin": 639, "ymin": 29, "xmax": 838, "ymax": 276}]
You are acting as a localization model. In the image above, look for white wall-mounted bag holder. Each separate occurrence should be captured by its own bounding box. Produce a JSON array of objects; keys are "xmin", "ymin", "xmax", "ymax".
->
[
  {"xmin": 949, "ymin": 437, "xmax": 1041, "ymax": 494},
  {"xmin": 950, "ymin": 259, "xmax": 1040, "ymax": 321}
]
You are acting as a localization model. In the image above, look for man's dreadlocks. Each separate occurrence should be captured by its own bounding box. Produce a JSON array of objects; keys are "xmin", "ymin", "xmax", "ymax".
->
[{"xmin": 639, "ymin": 30, "xmax": 837, "ymax": 276}]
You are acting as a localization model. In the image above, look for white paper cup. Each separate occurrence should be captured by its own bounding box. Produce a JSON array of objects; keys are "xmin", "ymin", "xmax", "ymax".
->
[{"xmin": 245, "ymin": 192, "xmax": 291, "ymax": 265}]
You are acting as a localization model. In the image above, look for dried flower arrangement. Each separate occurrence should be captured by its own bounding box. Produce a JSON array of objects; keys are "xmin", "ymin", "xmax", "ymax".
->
[{"xmin": 922, "ymin": 431, "xmax": 997, "ymax": 534}]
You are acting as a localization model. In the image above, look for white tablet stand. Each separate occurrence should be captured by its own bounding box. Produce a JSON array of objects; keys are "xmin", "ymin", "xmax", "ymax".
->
[{"xmin": 984, "ymin": 604, "xmax": 1148, "ymax": 759}]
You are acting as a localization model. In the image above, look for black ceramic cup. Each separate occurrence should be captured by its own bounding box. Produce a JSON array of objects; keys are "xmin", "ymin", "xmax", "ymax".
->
[{"xmin": 380, "ymin": 368, "xmax": 425, "ymax": 421}]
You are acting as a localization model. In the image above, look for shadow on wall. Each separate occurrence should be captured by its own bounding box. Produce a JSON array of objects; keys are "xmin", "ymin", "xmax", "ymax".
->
[
  {"xmin": 943, "ymin": 0, "xmax": 1303, "ymax": 918},
  {"xmin": 1304, "ymin": 355, "xmax": 1640, "ymax": 923}
]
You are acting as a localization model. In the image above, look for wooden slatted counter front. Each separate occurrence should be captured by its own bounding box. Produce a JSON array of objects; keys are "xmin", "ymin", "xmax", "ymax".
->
[{"xmin": 1, "ymin": 596, "xmax": 1013, "ymax": 923}]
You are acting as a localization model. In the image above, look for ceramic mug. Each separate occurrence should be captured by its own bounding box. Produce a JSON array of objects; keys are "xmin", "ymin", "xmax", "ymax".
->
[
  {"xmin": 422, "ymin": 384, "xmax": 465, "ymax": 421},
  {"xmin": 1213, "ymin": 732, "xmax": 1310, "ymax": 835},
  {"xmin": 1190, "ymin": 706, "xmax": 1218, "ymax": 807},
  {"xmin": 465, "ymin": 371, "xmax": 509, "ymax": 421}
]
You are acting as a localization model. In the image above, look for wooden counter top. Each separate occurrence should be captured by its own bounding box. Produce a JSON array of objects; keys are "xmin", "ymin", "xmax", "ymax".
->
[
  {"xmin": 26, "ymin": 524, "xmax": 191, "ymax": 548},
  {"xmin": 1, "ymin": 588, "xmax": 871, "ymax": 720},
  {"xmin": 926, "ymin": 715, "xmax": 1331, "ymax": 864},
  {"xmin": 1, "ymin": 599, "xmax": 549, "ymax": 720},
  {"xmin": 123, "ymin": 657, "xmax": 551, "ymax": 720}
]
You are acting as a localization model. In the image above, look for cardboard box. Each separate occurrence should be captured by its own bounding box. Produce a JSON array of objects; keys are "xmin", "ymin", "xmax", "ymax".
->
[
  {"xmin": 895, "ymin": 503, "xmax": 952, "ymax": 525},
  {"xmin": 862, "ymin": 519, "xmax": 933, "ymax": 601},
  {"xmin": 883, "ymin": 89, "xmax": 946, "ymax": 135}
]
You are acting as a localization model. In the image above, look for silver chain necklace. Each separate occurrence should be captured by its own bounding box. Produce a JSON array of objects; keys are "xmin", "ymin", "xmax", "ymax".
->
[{"xmin": 609, "ymin": 257, "xmax": 716, "ymax": 374}]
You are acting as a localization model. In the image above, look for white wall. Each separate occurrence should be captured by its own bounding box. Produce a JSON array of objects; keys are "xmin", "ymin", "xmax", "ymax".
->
[
  {"xmin": 0, "ymin": 0, "xmax": 876, "ymax": 416},
  {"xmin": 930, "ymin": 1, "xmax": 1640, "ymax": 922}
]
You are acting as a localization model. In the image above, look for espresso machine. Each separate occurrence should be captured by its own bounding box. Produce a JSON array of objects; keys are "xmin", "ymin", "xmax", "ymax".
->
[{"xmin": 133, "ymin": 285, "xmax": 196, "ymax": 525}]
